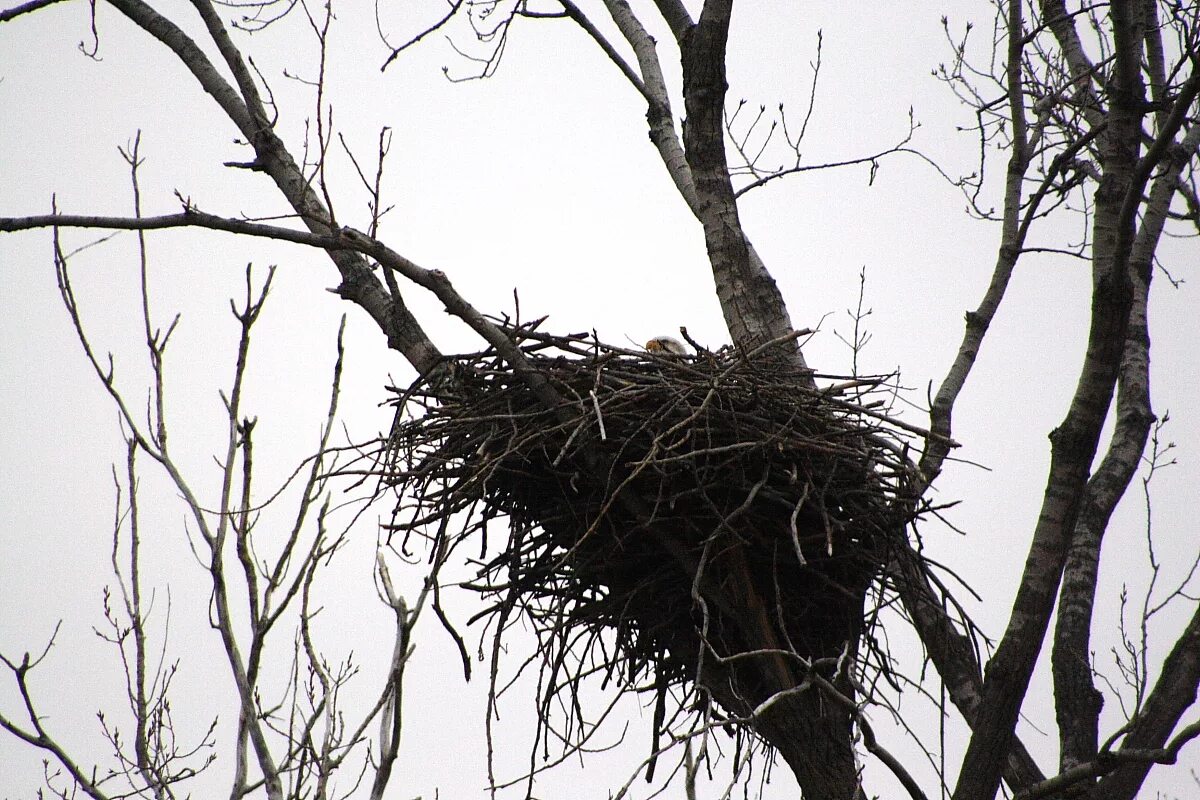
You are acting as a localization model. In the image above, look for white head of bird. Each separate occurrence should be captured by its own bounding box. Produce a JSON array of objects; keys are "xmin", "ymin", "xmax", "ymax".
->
[{"xmin": 644, "ymin": 336, "xmax": 689, "ymax": 356}]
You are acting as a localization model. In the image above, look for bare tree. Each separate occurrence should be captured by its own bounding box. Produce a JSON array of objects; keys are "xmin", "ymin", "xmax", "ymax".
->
[
  {"xmin": 1, "ymin": 1, "xmax": 1198, "ymax": 799},
  {"xmin": 926, "ymin": 3, "xmax": 1200, "ymax": 798},
  {"xmin": 0, "ymin": 136, "xmax": 436, "ymax": 800}
]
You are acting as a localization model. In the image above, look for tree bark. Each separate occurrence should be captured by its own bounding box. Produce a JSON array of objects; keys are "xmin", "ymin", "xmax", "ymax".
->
[
  {"xmin": 679, "ymin": 2, "xmax": 799, "ymax": 356},
  {"xmin": 668, "ymin": 4, "xmax": 851, "ymax": 795},
  {"xmin": 951, "ymin": 4, "xmax": 1148, "ymax": 797}
]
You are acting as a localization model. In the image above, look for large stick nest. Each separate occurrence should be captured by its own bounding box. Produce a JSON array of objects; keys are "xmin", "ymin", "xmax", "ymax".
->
[{"xmin": 383, "ymin": 326, "xmax": 932, "ymax": 740}]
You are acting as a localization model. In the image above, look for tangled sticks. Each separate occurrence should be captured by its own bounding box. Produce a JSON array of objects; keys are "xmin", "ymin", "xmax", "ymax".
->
[{"xmin": 383, "ymin": 326, "xmax": 941, "ymax": 771}]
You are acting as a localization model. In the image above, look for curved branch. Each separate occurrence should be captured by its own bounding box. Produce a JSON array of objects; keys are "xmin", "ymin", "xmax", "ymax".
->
[
  {"xmin": 0, "ymin": 629, "xmax": 113, "ymax": 800},
  {"xmin": 0, "ymin": 0, "xmax": 69, "ymax": 22},
  {"xmin": 916, "ymin": 124, "xmax": 1104, "ymax": 489},
  {"xmin": 950, "ymin": 5, "xmax": 1148, "ymax": 796},
  {"xmin": 1094, "ymin": 608, "xmax": 1200, "ymax": 799},
  {"xmin": 102, "ymin": 0, "xmax": 442, "ymax": 372},
  {"xmin": 1016, "ymin": 719, "xmax": 1200, "ymax": 800},
  {"xmin": 2, "ymin": 209, "xmax": 564, "ymax": 411},
  {"xmin": 1052, "ymin": 119, "xmax": 1200, "ymax": 779},
  {"xmin": 917, "ymin": 0, "xmax": 1033, "ymax": 491},
  {"xmin": 598, "ymin": 0, "xmax": 698, "ymax": 210}
]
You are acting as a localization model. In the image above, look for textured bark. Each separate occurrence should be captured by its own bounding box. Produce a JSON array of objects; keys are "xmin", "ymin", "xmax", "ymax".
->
[
  {"xmin": 951, "ymin": 5, "xmax": 1148, "ymax": 798},
  {"xmin": 598, "ymin": 1, "xmax": 809, "ymax": 375},
  {"xmin": 600, "ymin": 0, "xmax": 699, "ymax": 211},
  {"xmin": 1049, "ymin": 10, "xmax": 1200, "ymax": 790},
  {"xmin": 1040, "ymin": 0, "xmax": 1106, "ymax": 130},
  {"xmin": 754, "ymin": 692, "xmax": 859, "ymax": 800},
  {"xmin": 1062, "ymin": 121, "xmax": 1200, "ymax": 800},
  {"xmin": 693, "ymin": 596, "xmax": 864, "ymax": 800},
  {"xmin": 679, "ymin": 3, "xmax": 798, "ymax": 355},
  {"xmin": 906, "ymin": 6, "xmax": 1047, "ymax": 788},
  {"xmin": 649, "ymin": 0, "xmax": 691, "ymax": 39},
  {"xmin": 11, "ymin": 2, "xmax": 1198, "ymax": 797},
  {"xmin": 1050, "ymin": 527, "xmax": 1107, "ymax": 773},
  {"xmin": 1049, "ymin": 124, "xmax": 1198, "ymax": 783},
  {"xmin": 1050, "ymin": 401, "xmax": 1148, "ymax": 778}
]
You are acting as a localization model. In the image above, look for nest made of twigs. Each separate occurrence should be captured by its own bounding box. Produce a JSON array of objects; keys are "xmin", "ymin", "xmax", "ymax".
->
[{"xmin": 382, "ymin": 327, "xmax": 930, "ymax": 720}]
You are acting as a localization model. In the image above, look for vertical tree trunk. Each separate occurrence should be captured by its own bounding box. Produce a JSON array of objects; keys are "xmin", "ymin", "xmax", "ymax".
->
[
  {"xmin": 668, "ymin": 5, "xmax": 853, "ymax": 795},
  {"xmin": 751, "ymin": 692, "xmax": 860, "ymax": 799},
  {"xmin": 680, "ymin": 2, "xmax": 809, "ymax": 367}
]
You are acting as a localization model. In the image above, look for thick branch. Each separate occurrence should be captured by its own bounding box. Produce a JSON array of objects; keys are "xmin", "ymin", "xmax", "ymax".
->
[
  {"xmin": 1016, "ymin": 719, "xmax": 1200, "ymax": 800},
  {"xmin": 594, "ymin": 1, "xmax": 809, "ymax": 375},
  {"xmin": 1052, "ymin": 119, "xmax": 1200, "ymax": 780},
  {"xmin": 951, "ymin": 5, "xmax": 1147, "ymax": 797},
  {"xmin": 678, "ymin": 0, "xmax": 801, "ymax": 358},
  {"xmin": 1050, "ymin": 307, "xmax": 1150, "ymax": 774},
  {"xmin": 649, "ymin": 0, "xmax": 691, "ymax": 40},
  {"xmin": 598, "ymin": 0, "xmax": 698, "ymax": 210},
  {"xmin": 1040, "ymin": 0, "xmax": 1106, "ymax": 130},
  {"xmin": 102, "ymin": 0, "xmax": 442, "ymax": 372}
]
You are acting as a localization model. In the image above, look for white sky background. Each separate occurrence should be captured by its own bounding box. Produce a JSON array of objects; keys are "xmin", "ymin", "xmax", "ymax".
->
[{"xmin": 1, "ymin": 1, "xmax": 1198, "ymax": 798}]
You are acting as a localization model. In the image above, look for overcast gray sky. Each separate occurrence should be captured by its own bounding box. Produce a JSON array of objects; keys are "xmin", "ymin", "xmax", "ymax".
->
[{"xmin": 2, "ymin": 2, "xmax": 1198, "ymax": 797}]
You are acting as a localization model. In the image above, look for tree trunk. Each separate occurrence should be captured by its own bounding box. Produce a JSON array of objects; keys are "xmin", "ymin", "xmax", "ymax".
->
[{"xmin": 680, "ymin": 2, "xmax": 810, "ymax": 370}]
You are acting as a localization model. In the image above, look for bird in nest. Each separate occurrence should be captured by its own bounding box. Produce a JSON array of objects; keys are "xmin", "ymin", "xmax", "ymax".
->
[{"xmin": 644, "ymin": 336, "xmax": 689, "ymax": 356}]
